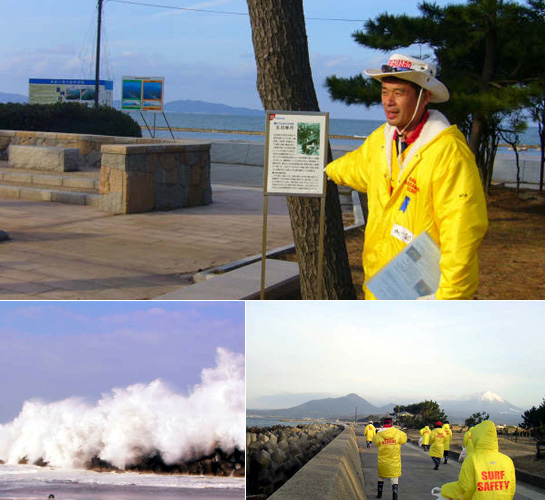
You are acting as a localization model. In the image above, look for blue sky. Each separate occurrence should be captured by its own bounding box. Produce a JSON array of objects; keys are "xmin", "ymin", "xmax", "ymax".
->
[
  {"xmin": 0, "ymin": 301, "xmax": 244, "ymax": 423},
  {"xmin": 1, "ymin": 0, "xmax": 456, "ymax": 119},
  {"xmin": 246, "ymin": 301, "xmax": 544, "ymax": 411}
]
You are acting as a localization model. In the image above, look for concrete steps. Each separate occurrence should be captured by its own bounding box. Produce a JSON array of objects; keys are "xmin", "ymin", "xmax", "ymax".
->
[{"xmin": 0, "ymin": 163, "xmax": 100, "ymax": 206}]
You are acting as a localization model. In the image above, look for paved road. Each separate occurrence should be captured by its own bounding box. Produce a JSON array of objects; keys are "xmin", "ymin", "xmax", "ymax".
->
[
  {"xmin": 354, "ymin": 426, "xmax": 545, "ymax": 500},
  {"xmin": 0, "ymin": 172, "xmax": 293, "ymax": 299}
]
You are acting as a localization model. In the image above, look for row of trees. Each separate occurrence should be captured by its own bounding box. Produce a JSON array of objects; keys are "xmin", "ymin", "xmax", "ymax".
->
[
  {"xmin": 326, "ymin": 0, "xmax": 545, "ymax": 193},
  {"xmin": 393, "ymin": 400, "xmax": 448, "ymax": 427}
]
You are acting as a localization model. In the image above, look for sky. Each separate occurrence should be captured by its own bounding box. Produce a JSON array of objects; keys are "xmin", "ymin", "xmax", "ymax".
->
[
  {"xmin": 246, "ymin": 301, "xmax": 544, "ymax": 411},
  {"xmin": 0, "ymin": 301, "xmax": 244, "ymax": 423},
  {"xmin": 0, "ymin": 0, "xmax": 457, "ymax": 120}
]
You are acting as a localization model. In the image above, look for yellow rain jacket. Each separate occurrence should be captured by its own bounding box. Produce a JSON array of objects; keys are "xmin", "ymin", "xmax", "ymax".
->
[
  {"xmin": 429, "ymin": 427, "xmax": 447, "ymax": 458},
  {"xmin": 420, "ymin": 425, "xmax": 431, "ymax": 445},
  {"xmin": 443, "ymin": 423, "xmax": 453, "ymax": 451},
  {"xmin": 364, "ymin": 423, "xmax": 377, "ymax": 442},
  {"xmin": 326, "ymin": 110, "xmax": 488, "ymax": 300},
  {"xmin": 464, "ymin": 427, "xmax": 475, "ymax": 457},
  {"xmin": 441, "ymin": 420, "xmax": 516, "ymax": 499},
  {"xmin": 372, "ymin": 426, "xmax": 408, "ymax": 478}
]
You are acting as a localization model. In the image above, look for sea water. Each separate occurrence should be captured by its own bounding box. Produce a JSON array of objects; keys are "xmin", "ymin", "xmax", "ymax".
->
[
  {"xmin": 130, "ymin": 111, "xmax": 541, "ymax": 149},
  {"xmin": 0, "ymin": 464, "xmax": 244, "ymax": 500}
]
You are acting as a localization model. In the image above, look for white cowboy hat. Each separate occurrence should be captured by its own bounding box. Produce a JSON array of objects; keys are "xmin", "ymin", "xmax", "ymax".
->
[{"xmin": 364, "ymin": 53, "xmax": 449, "ymax": 103}]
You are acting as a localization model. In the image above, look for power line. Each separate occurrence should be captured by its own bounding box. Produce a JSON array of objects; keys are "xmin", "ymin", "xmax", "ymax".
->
[{"xmin": 107, "ymin": 0, "xmax": 366, "ymax": 22}]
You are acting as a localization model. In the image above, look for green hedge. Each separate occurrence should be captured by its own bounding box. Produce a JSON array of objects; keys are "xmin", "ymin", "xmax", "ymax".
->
[{"xmin": 0, "ymin": 102, "xmax": 142, "ymax": 137}]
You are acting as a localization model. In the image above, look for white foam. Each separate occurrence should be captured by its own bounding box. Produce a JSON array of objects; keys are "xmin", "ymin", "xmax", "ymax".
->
[
  {"xmin": 0, "ymin": 348, "xmax": 244, "ymax": 471},
  {"xmin": 0, "ymin": 464, "xmax": 244, "ymax": 489}
]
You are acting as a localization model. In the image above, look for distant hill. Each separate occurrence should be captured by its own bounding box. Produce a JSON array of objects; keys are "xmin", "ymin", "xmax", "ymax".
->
[
  {"xmin": 0, "ymin": 92, "xmax": 27, "ymax": 104},
  {"xmin": 247, "ymin": 393, "xmax": 392, "ymax": 420},
  {"xmin": 163, "ymin": 99, "xmax": 263, "ymax": 116},
  {"xmin": 439, "ymin": 391, "xmax": 524, "ymax": 425},
  {"xmin": 248, "ymin": 390, "xmax": 526, "ymax": 425}
]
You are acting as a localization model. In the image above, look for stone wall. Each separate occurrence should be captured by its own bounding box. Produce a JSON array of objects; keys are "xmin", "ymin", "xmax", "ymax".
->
[
  {"xmin": 99, "ymin": 143, "xmax": 211, "ymax": 214},
  {"xmin": 0, "ymin": 130, "xmax": 176, "ymax": 170},
  {"xmin": 246, "ymin": 423, "xmax": 344, "ymax": 497}
]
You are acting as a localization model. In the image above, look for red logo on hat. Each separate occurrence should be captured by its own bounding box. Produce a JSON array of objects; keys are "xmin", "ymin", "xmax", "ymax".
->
[{"xmin": 389, "ymin": 58, "xmax": 412, "ymax": 69}]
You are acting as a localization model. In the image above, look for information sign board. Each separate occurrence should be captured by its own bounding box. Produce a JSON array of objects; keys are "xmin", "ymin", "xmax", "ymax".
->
[
  {"xmin": 28, "ymin": 79, "xmax": 113, "ymax": 107},
  {"xmin": 121, "ymin": 76, "xmax": 164, "ymax": 112},
  {"xmin": 264, "ymin": 111, "xmax": 329, "ymax": 197}
]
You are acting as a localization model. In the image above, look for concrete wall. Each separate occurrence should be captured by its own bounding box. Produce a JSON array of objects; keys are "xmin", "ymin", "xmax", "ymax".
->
[
  {"xmin": 99, "ymin": 143, "xmax": 211, "ymax": 214},
  {"xmin": 268, "ymin": 427, "xmax": 366, "ymax": 500}
]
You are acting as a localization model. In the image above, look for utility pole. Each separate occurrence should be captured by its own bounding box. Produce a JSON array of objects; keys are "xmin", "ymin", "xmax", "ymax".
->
[
  {"xmin": 94, "ymin": 0, "xmax": 104, "ymax": 108},
  {"xmin": 355, "ymin": 407, "xmax": 358, "ymax": 424}
]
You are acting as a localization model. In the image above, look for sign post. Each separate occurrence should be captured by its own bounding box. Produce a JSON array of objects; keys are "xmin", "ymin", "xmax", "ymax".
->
[{"xmin": 261, "ymin": 111, "xmax": 329, "ymax": 300}]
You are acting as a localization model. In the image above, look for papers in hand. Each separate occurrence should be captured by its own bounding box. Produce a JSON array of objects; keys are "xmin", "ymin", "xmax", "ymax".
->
[{"xmin": 366, "ymin": 231, "xmax": 440, "ymax": 300}]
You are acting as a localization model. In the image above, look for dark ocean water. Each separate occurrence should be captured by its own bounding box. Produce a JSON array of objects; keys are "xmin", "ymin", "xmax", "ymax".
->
[
  {"xmin": 246, "ymin": 416, "xmax": 341, "ymax": 429},
  {"xmin": 129, "ymin": 111, "xmax": 541, "ymax": 149}
]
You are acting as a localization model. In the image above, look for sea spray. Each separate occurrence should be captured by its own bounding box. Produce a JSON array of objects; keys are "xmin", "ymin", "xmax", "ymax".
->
[{"xmin": 0, "ymin": 347, "xmax": 244, "ymax": 472}]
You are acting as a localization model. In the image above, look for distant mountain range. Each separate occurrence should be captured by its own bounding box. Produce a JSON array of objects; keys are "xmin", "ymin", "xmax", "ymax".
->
[
  {"xmin": 0, "ymin": 92, "xmax": 27, "ymax": 104},
  {"xmin": 248, "ymin": 391, "xmax": 525, "ymax": 425},
  {"xmin": 163, "ymin": 99, "xmax": 263, "ymax": 116},
  {"xmin": 247, "ymin": 393, "xmax": 393, "ymax": 421},
  {"xmin": 438, "ymin": 391, "xmax": 524, "ymax": 425},
  {"xmin": 0, "ymin": 92, "xmax": 263, "ymax": 116}
]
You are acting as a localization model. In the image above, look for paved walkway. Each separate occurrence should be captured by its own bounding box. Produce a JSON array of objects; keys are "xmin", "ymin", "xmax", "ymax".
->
[
  {"xmin": 0, "ymin": 174, "xmax": 293, "ymax": 300},
  {"xmin": 354, "ymin": 425, "xmax": 545, "ymax": 500}
]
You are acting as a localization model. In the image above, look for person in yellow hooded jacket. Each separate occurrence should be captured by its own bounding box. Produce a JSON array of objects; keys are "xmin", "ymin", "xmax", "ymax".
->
[
  {"xmin": 372, "ymin": 418, "xmax": 407, "ymax": 500},
  {"xmin": 364, "ymin": 421, "xmax": 377, "ymax": 448},
  {"xmin": 443, "ymin": 421, "xmax": 453, "ymax": 464},
  {"xmin": 429, "ymin": 421, "xmax": 447, "ymax": 470},
  {"xmin": 464, "ymin": 426, "xmax": 475, "ymax": 458},
  {"xmin": 441, "ymin": 420, "xmax": 515, "ymax": 499},
  {"xmin": 420, "ymin": 425, "xmax": 431, "ymax": 452},
  {"xmin": 325, "ymin": 53, "xmax": 488, "ymax": 300}
]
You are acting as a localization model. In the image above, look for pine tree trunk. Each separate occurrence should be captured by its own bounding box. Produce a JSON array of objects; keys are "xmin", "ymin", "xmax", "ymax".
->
[{"xmin": 247, "ymin": 0, "xmax": 356, "ymax": 299}]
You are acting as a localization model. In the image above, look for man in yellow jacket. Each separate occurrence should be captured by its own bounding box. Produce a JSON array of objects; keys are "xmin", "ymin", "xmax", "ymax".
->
[
  {"xmin": 430, "ymin": 421, "xmax": 447, "ymax": 470},
  {"xmin": 420, "ymin": 425, "xmax": 431, "ymax": 452},
  {"xmin": 443, "ymin": 421, "xmax": 453, "ymax": 464},
  {"xmin": 372, "ymin": 418, "xmax": 407, "ymax": 499},
  {"xmin": 364, "ymin": 421, "xmax": 377, "ymax": 448},
  {"xmin": 441, "ymin": 420, "xmax": 516, "ymax": 499},
  {"xmin": 326, "ymin": 53, "xmax": 488, "ymax": 300}
]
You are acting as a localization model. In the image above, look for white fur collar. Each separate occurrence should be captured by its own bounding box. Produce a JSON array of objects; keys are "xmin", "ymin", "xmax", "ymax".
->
[{"xmin": 384, "ymin": 110, "xmax": 451, "ymax": 174}]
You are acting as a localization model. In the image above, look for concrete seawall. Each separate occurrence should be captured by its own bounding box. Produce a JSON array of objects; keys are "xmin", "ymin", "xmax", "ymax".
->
[{"xmin": 267, "ymin": 427, "xmax": 366, "ymax": 500}]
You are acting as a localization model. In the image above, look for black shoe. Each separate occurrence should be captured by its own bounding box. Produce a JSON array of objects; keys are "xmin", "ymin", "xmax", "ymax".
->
[
  {"xmin": 434, "ymin": 465, "xmax": 439, "ymax": 470},
  {"xmin": 377, "ymin": 481, "xmax": 384, "ymax": 498},
  {"xmin": 392, "ymin": 484, "xmax": 399, "ymax": 500}
]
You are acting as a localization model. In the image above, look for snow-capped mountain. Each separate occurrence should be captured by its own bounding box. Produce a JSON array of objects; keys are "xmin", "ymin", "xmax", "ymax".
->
[{"xmin": 439, "ymin": 391, "xmax": 524, "ymax": 425}]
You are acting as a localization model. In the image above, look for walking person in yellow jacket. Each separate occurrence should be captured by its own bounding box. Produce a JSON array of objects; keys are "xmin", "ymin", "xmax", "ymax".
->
[
  {"xmin": 464, "ymin": 426, "xmax": 475, "ymax": 458},
  {"xmin": 443, "ymin": 421, "xmax": 453, "ymax": 464},
  {"xmin": 420, "ymin": 425, "xmax": 431, "ymax": 452},
  {"xmin": 365, "ymin": 421, "xmax": 377, "ymax": 448},
  {"xmin": 430, "ymin": 421, "xmax": 447, "ymax": 470},
  {"xmin": 326, "ymin": 53, "xmax": 488, "ymax": 300},
  {"xmin": 372, "ymin": 418, "xmax": 407, "ymax": 500},
  {"xmin": 440, "ymin": 420, "xmax": 516, "ymax": 499}
]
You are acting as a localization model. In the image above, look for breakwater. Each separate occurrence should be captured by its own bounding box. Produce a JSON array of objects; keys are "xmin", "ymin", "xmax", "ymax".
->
[{"xmin": 246, "ymin": 422, "xmax": 343, "ymax": 497}]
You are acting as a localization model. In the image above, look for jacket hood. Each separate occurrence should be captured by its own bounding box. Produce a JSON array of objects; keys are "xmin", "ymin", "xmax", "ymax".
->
[
  {"xmin": 379, "ymin": 427, "xmax": 398, "ymax": 438},
  {"xmin": 471, "ymin": 420, "xmax": 498, "ymax": 452},
  {"xmin": 443, "ymin": 423, "xmax": 451, "ymax": 430}
]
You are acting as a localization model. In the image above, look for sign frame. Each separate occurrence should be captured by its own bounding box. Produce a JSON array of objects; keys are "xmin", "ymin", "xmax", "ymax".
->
[
  {"xmin": 261, "ymin": 110, "xmax": 330, "ymax": 300},
  {"xmin": 121, "ymin": 76, "xmax": 165, "ymax": 112},
  {"xmin": 264, "ymin": 111, "xmax": 329, "ymax": 198}
]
